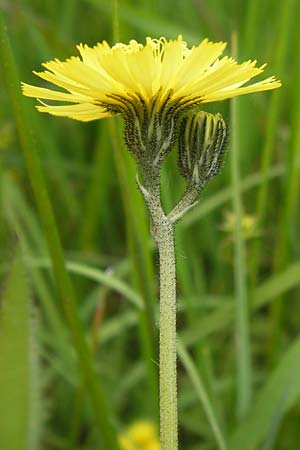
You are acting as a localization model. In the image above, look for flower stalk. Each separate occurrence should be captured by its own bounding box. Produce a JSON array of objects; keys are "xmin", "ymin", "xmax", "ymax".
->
[
  {"xmin": 157, "ymin": 220, "xmax": 178, "ymax": 450},
  {"xmin": 137, "ymin": 166, "xmax": 178, "ymax": 450},
  {"xmin": 136, "ymin": 110, "xmax": 229, "ymax": 450}
]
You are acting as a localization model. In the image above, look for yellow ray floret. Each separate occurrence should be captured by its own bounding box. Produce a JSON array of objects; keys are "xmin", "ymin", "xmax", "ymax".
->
[{"xmin": 22, "ymin": 35, "xmax": 281, "ymax": 122}]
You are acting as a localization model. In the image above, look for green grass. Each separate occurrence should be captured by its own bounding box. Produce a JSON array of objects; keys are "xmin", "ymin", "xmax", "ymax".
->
[{"xmin": 1, "ymin": 1, "xmax": 300, "ymax": 449}]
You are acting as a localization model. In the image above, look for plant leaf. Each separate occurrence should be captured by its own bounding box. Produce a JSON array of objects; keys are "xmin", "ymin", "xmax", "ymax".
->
[{"xmin": 0, "ymin": 243, "xmax": 41, "ymax": 450}]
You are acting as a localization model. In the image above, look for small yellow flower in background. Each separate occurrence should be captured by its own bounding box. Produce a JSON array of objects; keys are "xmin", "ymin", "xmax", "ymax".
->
[
  {"xmin": 118, "ymin": 420, "xmax": 160, "ymax": 450},
  {"xmin": 219, "ymin": 210, "xmax": 261, "ymax": 240},
  {"xmin": 22, "ymin": 35, "xmax": 281, "ymax": 122}
]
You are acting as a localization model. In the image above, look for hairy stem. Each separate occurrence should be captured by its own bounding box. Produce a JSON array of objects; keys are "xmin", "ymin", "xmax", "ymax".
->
[
  {"xmin": 138, "ymin": 168, "xmax": 178, "ymax": 450},
  {"xmin": 156, "ymin": 218, "xmax": 178, "ymax": 450},
  {"xmin": 168, "ymin": 185, "xmax": 199, "ymax": 223}
]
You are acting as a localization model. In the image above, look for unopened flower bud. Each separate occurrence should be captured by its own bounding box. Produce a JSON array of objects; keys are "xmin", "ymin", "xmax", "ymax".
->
[{"xmin": 178, "ymin": 111, "xmax": 227, "ymax": 188}]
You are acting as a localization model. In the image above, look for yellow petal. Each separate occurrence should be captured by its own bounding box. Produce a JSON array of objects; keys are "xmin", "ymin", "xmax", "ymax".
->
[
  {"xmin": 33, "ymin": 70, "xmax": 90, "ymax": 94},
  {"xmin": 192, "ymin": 60, "xmax": 264, "ymax": 95},
  {"xmin": 97, "ymin": 51, "xmax": 139, "ymax": 93},
  {"xmin": 159, "ymin": 38, "xmax": 186, "ymax": 89},
  {"xmin": 202, "ymin": 77, "xmax": 281, "ymax": 103},
  {"xmin": 47, "ymin": 58, "xmax": 110, "ymax": 88},
  {"xmin": 174, "ymin": 39, "xmax": 227, "ymax": 88},
  {"xmin": 127, "ymin": 44, "xmax": 161, "ymax": 98},
  {"xmin": 36, "ymin": 102, "xmax": 113, "ymax": 121},
  {"xmin": 21, "ymin": 83, "xmax": 92, "ymax": 102}
]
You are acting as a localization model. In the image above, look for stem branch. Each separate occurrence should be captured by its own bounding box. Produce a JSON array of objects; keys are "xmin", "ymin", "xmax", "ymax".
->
[{"xmin": 168, "ymin": 185, "xmax": 199, "ymax": 223}]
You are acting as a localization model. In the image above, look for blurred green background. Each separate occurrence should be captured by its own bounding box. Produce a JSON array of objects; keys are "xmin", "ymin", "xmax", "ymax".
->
[{"xmin": 0, "ymin": 0, "xmax": 300, "ymax": 449}]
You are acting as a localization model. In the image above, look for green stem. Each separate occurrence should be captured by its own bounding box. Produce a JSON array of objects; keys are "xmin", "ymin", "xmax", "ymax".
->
[
  {"xmin": 139, "ymin": 169, "xmax": 178, "ymax": 450},
  {"xmin": 168, "ymin": 185, "xmax": 199, "ymax": 223},
  {"xmin": 157, "ymin": 219, "xmax": 178, "ymax": 450}
]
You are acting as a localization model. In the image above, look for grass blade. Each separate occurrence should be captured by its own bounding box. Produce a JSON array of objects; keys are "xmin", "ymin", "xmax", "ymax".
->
[
  {"xmin": 230, "ymin": 32, "xmax": 252, "ymax": 419},
  {"xmin": 29, "ymin": 257, "xmax": 143, "ymax": 308},
  {"xmin": 177, "ymin": 339, "xmax": 228, "ymax": 450},
  {"xmin": 250, "ymin": 0, "xmax": 292, "ymax": 286},
  {"xmin": 0, "ymin": 243, "xmax": 41, "ymax": 450}
]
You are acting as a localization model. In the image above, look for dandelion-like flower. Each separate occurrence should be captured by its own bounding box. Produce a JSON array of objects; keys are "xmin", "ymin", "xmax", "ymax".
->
[
  {"xmin": 22, "ymin": 35, "xmax": 280, "ymax": 164},
  {"xmin": 22, "ymin": 35, "xmax": 280, "ymax": 121}
]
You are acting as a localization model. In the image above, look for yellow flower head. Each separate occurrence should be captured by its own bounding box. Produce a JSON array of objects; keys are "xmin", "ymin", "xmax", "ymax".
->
[
  {"xmin": 118, "ymin": 420, "xmax": 159, "ymax": 450},
  {"xmin": 22, "ymin": 35, "xmax": 281, "ymax": 122},
  {"xmin": 220, "ymin": 210, "xmax": 261, "ymax": 240}
]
